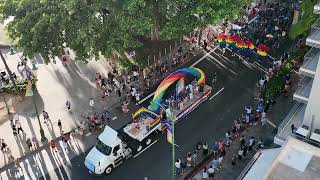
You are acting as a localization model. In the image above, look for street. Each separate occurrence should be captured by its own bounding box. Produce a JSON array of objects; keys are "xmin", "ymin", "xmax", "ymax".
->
[{"xmin": 19, "ymin": 48, "xmax": 268, "ymax": 180}]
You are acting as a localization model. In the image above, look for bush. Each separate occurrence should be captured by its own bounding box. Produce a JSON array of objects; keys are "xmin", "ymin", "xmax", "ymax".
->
[{"xmin": 263, "ymin": 64, "xmax": 291, "ymax": 102}]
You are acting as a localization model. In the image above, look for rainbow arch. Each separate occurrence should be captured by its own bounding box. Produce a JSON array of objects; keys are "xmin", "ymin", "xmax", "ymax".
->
[{"xmin": 148, "ymin": 67, "xmax": 205, "ymax": 113}]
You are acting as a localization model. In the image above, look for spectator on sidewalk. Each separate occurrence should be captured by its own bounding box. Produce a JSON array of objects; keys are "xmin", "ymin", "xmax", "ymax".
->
[
  {"xmin": 187, "ymin": 152, "xmax": 192, "ymax": 167},
  {"xmin": 15, "ymin": 158, "xmax": 22, "ymax": 174},
  {"xmin": 192, "ymin": 151, "xmax": 197, "ymax": 166},
  {"xmin": 208, "ymin": 165, "xmax": 214, "ymax": 179},
  {"xmin": 42, "ymin": 110, "xmax": 50, "ymax": 124},
  {"xmin": 26, "ymin": 138, "xmax": 33, "ymax": 151},
  {"xmin": 258, "ymin": 138, "xmax": 264, "ymax": 149},
  {"xmin": 58, "ymin": 119, "xmax": 62, "ymax": 133},
  {"xmin": 203, "ymin": 142, "xmax": 209, "ymax": 155},
  {"xmin": 1, "ymin": 139, "xmax": 8, "ymax": 151},
  {"xmin": 10, "ymin": 120, "xmax": 18, "ymax": 136},
  {"xmin": 32, "ymin": 137, "xmax": 39, "ymax": 149},
  {"xmin": 89, "ymin": 98, "xmax": 94, "ymax": 108},
  {"xmin": 202, "ymin": 167, "xmax": 209, "ymax": 179},
  {"xmin": 238, "ymin": 148, "xmax": 244, "ymax": 160},
  {"xmin": 66, "ymin": 100, "xmax": 71, "ymax": 111},
  {"xmin": 243, "ymin": 145, "xmax": 248, "ymax": 158},
  {"xmin": 175, "ymin": 159, "xmax": 181, "ymax": 175},
  {"xmin": 231, "ymin": 155, "xmax": 236, "ymax": 167},
  {"xmin": 50, "ymin": 140, "xmax": 58, "ymax": 153},
  {"xmin": 16, "ymin": 120, "xmax": 24, "ymax": 135},
  {"xmin": 248, "ymin": 136, "xmax": 255, "ymax": 151}
]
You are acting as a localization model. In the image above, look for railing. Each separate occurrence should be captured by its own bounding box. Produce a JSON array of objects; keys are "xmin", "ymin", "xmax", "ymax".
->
[
  {"xmin": 303, "ymin": 47, "xmax": 320, "ymax": 68},
  {"xmin": 314, "ymin": 1, "xmax": 320, "ymax": 14},
  {"xmin": 294, "ymin": 76, "xmax": 313, "ymax": 98},
  {"xmin": 306, "ymin": 18, "xmax": 320, "ymax": 48},
  {"xmin": 236, "ymin": 150, "xmax": 262, "ymax": 180},
  {"xmin": 276, "ymin": 102, "xmax": 303, "ymax": 136}
]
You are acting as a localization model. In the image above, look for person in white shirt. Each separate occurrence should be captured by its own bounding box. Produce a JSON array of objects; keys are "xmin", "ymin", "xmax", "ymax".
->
[
  {"xmin": 175, "ymin": 159, "xmax": 181, "ymax": 175},
  {"xmin": 89, "ymin": 98, "xmax": 94, "ymax": 107},
  {"xmin": 202, "ymin": 167, "xmax": 209, "ymax": 179},
  {"xmin": 208, "ymin": 165, "xmax": 214, "ymax": 179}
]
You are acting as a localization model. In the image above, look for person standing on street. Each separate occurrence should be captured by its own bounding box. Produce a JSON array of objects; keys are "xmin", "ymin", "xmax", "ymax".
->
[
  {"xmin": 32, "ymin": 137, "xmax": 39, "ymax": 149},
  {"xmin": 10, "ymin": 120, "xmax": 18, "ymax": 136},
  {"xmin": 16, "ymin": 120, "xmax": 24, "ymax": 135},
  {"xmin": 202, "ymin": 166, "xmax": 209, "ymax": 179},
  {"xmin": 58, "ymin": 119, "xmax": 62, "ymax": 133},
  {"xmin": 42, "ymin": 110, "xmax": 50, "ymax": 124},
  {"xmin": 208, "ymin": 165, "xmax": 215, "ymax": 180},
  {"xmin": 66, "ymin": 100, "xmax": 71, "ymax": 111},
  {"xmin": 1, "ymin": 139, "xmax": 8, "ymax": 151},
  {"xmin": 175, "ymin": 159, "xmax": 181, "ymax": 175},
  {"xmin": 50, "ymin": 140, "xmax": 58, "ymax": 153},
  {"xmin": 249, "ymin": 136, "xmax": 255, "ymax": 151},
  {"xmin": 26, "ymin": 138, "xmax": 33, "ymax": 151},
  {"xmin": 89, "ymin": 98, "xmax": 94, "ymax": 111}
]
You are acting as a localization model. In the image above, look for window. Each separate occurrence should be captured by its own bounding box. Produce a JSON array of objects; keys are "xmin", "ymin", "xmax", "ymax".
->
[
  {"xmin": 95, "ymin": 139, "xmax": 112, "ymax": 156},
  {"xmin": 113, "ymin": 145, "xmax": 120, "ymax": 155}
]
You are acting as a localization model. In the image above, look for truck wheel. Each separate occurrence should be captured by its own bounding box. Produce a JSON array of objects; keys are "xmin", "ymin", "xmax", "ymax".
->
[
  {"xmin": 105, "ymin": 165, "xmax": 113, "ymax": 174},
  {"xmin": 137, "ymin": 145, "xmax": 142, "ymax": 152},
  {"xmin": 146, "ymin": 139, "xmax": 152, "ymax": 145}
]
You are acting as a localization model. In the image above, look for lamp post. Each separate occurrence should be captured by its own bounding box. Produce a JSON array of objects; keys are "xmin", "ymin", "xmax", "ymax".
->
[{"xmin": 153, "ymin": 101, "xmax": 176, "ymax": 180}]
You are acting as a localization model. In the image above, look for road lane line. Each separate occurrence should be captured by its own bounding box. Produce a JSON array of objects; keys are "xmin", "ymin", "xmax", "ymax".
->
[
  {"xmin": 191, "ymin": 46, "xmax": 218, "ymax": 67},
  {"xmin": 138, "ymin": 46, "xmax": 218, "ymax": 105},
  {"xmin": 267, "ymin": 119, "xmax": 277, "ymax": 128},
  {"xmin": 209, "ymin": 87, "xmax": 224, "ymax": 100},
  {"xmin": 133, "ymin": 140, "xmax": 158, "ymax": 158}
]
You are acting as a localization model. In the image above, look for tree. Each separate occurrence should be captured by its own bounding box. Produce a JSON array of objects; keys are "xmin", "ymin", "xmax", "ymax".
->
[
  {"xmin": 0, "ymin": 0, "xmax": 247, "ymax": 63},
  {"xmin": 289, "ymin": 0, "xmax": 318, "ymax": 39}
]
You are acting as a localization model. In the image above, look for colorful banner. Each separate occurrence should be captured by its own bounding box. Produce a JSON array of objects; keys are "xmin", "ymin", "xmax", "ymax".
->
[
  {"xmin": 176, "ymin": 78, "xmax": 185, "ymax": 96},
  {"xmin": 148, "ymin": 67, "xmax": 205, "ymax": 113},
  {"xmin": 218, "ymin": 34, "xmax": 228, "ymax": 48},
  {"xmin": 218, "ymin": 34, "xmax": 270, "ymax": 59}
]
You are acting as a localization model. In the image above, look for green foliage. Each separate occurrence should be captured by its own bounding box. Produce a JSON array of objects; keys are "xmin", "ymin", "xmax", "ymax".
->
[
  {"xmin": 263, "ymin": 64, "xmax": 291, "ymax": 102},
  {"xmin": 0, "ymin": 0, "xmax": 247, "ymax": 63},
  {"xmin": 289, "ymin": 0, "xmax": 318, "ymax": 39}
]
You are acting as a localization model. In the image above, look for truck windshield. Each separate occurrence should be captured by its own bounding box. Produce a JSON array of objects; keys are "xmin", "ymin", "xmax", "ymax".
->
[{"xmin": 95, "ymin": 139, "xmax": 112, "ymax": 156}]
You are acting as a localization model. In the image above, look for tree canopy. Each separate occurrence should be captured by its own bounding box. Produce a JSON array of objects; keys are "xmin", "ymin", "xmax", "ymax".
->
[{"xmin": 0, "ymin": 0, "xmax": 247, "ymax": 63}]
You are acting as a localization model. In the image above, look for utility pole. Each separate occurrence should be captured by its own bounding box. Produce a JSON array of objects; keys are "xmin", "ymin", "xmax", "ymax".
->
[{"xmin": 0, "ymin": 50, "xmax": 18, "ymax": 94}]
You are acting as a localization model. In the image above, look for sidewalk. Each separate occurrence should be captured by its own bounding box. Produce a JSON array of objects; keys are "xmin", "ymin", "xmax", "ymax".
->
[{"xmin": 0, "ymin": 48, "xmax": 134, "ymax": 169}]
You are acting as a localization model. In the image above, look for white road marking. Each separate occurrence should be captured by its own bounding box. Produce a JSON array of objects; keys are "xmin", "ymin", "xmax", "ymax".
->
[
  {"xmin": 190, "ymin": 46, "xmax": 218, "ymax": 67},
  {"xmin": 138, "ymin": 46, "xmax": 218, "ymax": 105},
  {"xmin": 267, "ymin": 119, "xmax": 277, "ymax": 128},
  {"xmin": 253, "ymin": 61, "xmax": 268, "ymax": 73},
  {"xmin": 209, "ymin": 87, "xmax": 224, "ymax": 100},
  {"xmin": 133, "ymin": 140, "xmax": 158, "ymax": 158}
]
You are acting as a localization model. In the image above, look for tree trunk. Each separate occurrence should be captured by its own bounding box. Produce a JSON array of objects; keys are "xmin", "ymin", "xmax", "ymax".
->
[
  {"xmin": 0, "ymin": 50, "xmax": 19, "ymax": 94},
  {"xmin": 151, "ymin": 0, "xmax": 160, "ymax": 41}
]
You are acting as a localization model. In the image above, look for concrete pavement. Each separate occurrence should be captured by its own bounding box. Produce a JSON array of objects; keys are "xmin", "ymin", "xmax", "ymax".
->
[{"xmin": 0, "ymin": 47, "xmax": 133, "ymax": 170}]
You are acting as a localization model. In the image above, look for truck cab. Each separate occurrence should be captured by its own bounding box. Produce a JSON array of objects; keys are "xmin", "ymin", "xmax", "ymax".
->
[{"xmin": 84, "ymin": 126, "xmax": 131, "ymax": 175}]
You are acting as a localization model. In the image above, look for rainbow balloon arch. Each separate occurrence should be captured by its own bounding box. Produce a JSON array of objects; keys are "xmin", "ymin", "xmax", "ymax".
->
[
  {"xmin": 218, "ymin": 34, "xmax": 270, "ymax": 60},
  {"xmin": 131, "ymin": 67, "xmax": 210, "ymax": 130}
]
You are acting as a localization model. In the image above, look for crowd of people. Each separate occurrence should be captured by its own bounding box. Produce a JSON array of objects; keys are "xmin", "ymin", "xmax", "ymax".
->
[{"xmin": 173, "ymin": 0, "xmax": 297, "ymax": 179}]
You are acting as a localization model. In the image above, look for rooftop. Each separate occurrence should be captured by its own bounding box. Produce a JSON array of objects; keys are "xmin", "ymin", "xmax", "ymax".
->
[{"xmin": 264, "ymin": 137, "xmax": 320, "ymax": 180}]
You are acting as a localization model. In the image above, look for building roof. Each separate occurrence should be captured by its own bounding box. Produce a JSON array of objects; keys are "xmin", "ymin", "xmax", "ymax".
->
[
  {"xmin": 243, "ymin": 148, "xmax": 281, "ymax": 180},
  {"xmin": 263, "ymin": 137, "xmax": 320, "ymax": 180}
]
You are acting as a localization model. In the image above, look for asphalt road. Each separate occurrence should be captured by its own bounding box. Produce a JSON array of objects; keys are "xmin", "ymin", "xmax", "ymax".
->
[{"xmin": 41, "ymin": 48, "xmax": 268, "ymax": 180}]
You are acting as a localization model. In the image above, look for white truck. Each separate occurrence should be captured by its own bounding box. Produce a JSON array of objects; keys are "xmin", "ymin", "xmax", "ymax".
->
[{"xmin": 84, "ymin": 85, "xmax": 212, "ymax": 175}]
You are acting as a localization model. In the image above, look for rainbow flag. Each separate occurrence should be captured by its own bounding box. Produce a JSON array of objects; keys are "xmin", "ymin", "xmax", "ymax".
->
[
  {"xmin": 165, "ymin": 120, "xmax": 173, "ymax": 144},
  {"xmin": 256, "ymin": 44, "xmax": 270, "ymax": 60},
  {"xmin": 218, "ymin": 34, "xmax": 227, "ymax": 48},
  {"xmin": 25, "ymin": 80, "xmax": 33, "ymax": 96}
]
